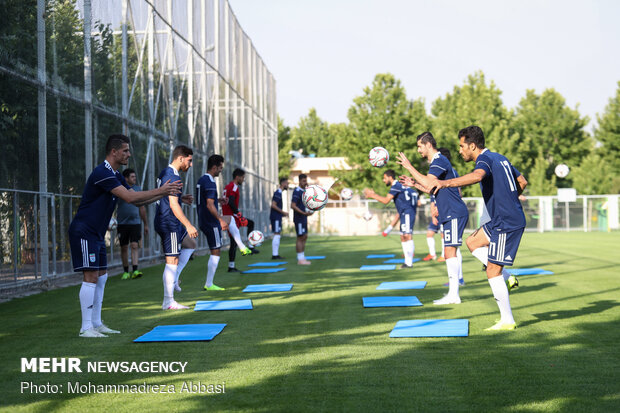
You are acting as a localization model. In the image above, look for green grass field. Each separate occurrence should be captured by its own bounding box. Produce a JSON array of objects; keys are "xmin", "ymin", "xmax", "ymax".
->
[{"xmin": 1, "ymin": 232, "xmax": 619, "ymax": 412}]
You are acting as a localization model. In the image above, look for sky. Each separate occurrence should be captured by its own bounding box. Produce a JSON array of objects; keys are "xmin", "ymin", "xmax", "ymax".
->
[{"xmin": 228, "ymin": 0, "xmax": 620, "ymax": 130}]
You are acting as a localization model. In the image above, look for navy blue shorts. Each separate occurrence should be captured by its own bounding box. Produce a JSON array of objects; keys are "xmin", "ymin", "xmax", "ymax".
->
[
  {"xmin": 427, "ymin": 220, "xmax": 439, "ymax": 232},
  {"xmin": 483, "ymin": 224, "xmax": 524, "ymax": 266},
  {"xmin": 271, "ymin": 219, "xmax": 282, "ymax": 234},
  {"xmin": 399, "ymin": 211, "xmax": 415, "ymax": 234},
  {"xmin": 201, "ymin": 224, "xmax": 223, "ymax": 250},
  {"xmin": 294, "ymin": 221, "xmax": 307, "ymax": 236},
  {"xmin": 157, "ymin": 228, "xmax": 188, "ymax": 256},
  {"xmin": 69, "ymin": 234, "xmax": 107, "ymax": 272},
  {"xmin": 442, "ymin": 216, "xmax": 468, "ymax": 247}
]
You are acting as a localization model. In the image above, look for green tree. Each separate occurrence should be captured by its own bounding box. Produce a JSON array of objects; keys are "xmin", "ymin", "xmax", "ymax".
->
[
  {"xmin": 571, "ymin": 153, "xmax": 616, "ymax": 195},
  {"xmin": 593, "ymin": 81, "xmax": 620, "ymax": 175},
  {"xmin": 337, "ymin": 73, "xmax": 429, "ymax": 192},
  {"xmin": 510, "ymin": 88, "xmax": 591, "ymax": 194},
  {"xmin": 277, "ymin": 116, "xmax": 293, "ymax": 178},
  {"xmin": 289, "ymin": 108, "xmax": 331, "ymax": 157}
]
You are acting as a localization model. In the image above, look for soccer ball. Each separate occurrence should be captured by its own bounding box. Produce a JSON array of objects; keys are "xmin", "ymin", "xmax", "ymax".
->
[
  {"xmin": 248, "ymin": 230, "xmax": 265, "ymax": 247},
  {"xmin": 340, "ymin": 187, "xmax": 354, "ymax": 201},
  {"xmin": 108, "ymin": 217, "xmax": 117, "ymax": 231},
  {"xmin": 369, "ymin": 147, "xmax": 389, "ymax": 167},
  {"xmin": 302, "ymin": 185, "xmax": 329, "ymax": 211},
  {"xmin": 362, "ymin": 210, "xmax": 373, "ymax": 221},
  {"xmin": 555, "ymin": 164, "xmax": 570, "ymax": 178}
]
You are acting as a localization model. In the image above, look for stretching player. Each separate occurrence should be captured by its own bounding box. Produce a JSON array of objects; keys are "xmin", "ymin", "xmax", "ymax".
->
[
  {"xmin": 196, "ymin": 154, "xmax": 229, "ymax": 291},
  {"xmin": 429, "ymin": 125, "xmax": 527, "ymax": 330},
  {"xmin": 154, "ymin": 145, "xmax": 197, "ymax": 310},
  {"xmin": 69, "ymin": 134, "xmax": 181, "ymax": 337},
  {"xmin": 222, "ymin": 168, "xmax": 254, "ymax": 273},
  {"xmin": 364, "ymin": 169, "xmax": 417, "ymax": 268},
  {"xmin": 397, "ymin": 133, "xmax": 468, "ymax": 304},
  {"xmin": 291, "ymin": 174, "xmax": 313, "ymax": 265},
  {"xmin": 270, "ymin": 177, "xmax": 289, "ymax": 259}
]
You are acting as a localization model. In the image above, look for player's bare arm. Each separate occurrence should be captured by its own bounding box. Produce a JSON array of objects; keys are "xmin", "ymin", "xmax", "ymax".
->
[
  {"xmin": 139, "ymin": 205, "xmax": 149, "ymax": 235},
  {"xmin": 169, "ymin": 195, "xmax": 198, "ymax": 238},
  {"xmin": 435, "ymin": 169, "xmax": 486, "ymax": 190},
  {"xmin": 207, "ymin": 198, "xmax": 228, "ymax": 231},
  {"xmin": 111, "ymin": 179, "xmax": 182, "ymax": 206},
  {"xmin": 291, "ymin": 201, "xmax": 312, "ymax": 216},
  {"xmin": 271, "ymin": 200, "xmax": 287, "ymax": 216},
  {"xmin": 362, "ymin": 188, "xmax": 393, "ymax": 205},
  {"xmin": 517, "ymin": 175, "xmax": 528, "ymax": 195},
  {"xmin": 395, "ymin": 152, "xmax": 439, "ymax": 189},
  {"xmin": 181, "ymin": 194, "xmax": 194, "ymax": 205},
  {"xmin": 398, "ymin": 175, "xmax": 433, "ymax": 194}
]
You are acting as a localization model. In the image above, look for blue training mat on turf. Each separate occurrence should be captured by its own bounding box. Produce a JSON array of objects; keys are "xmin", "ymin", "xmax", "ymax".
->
[
  {"xmin": 366, "ymin": 254, "xmax": 395, "ymax": 259},
  {"xmin": 383, "ymin": 258, "xmax": 421, "ymax": 264},
  {"xmin": 305, "ymin": 256, "xmax": 326, "ymax": 260},
  {"xmin": 360, "ymin": 264, "xmax": 397, "ymax": 271},
  {"xmin": 376, "ymin": 281, "xmax": 427, "ymax": 290},
  {"xmin": 243, "ymin": 267, "xmax": 287, "ymax": 274},
  {"xmin": 363, "ymin": 296, "xmax": 422, "ymax": 307},
  {"xmin": 248, "ymin": 262, "xmax": 287, "ymax": 267},
  {"xmin": 134, "ymin": 324, "xmax": 226, "ymax": 343},
  {"xmin": 390, "ymin": 319, "xmax": 469, "ymax": 338},
  {"xmin": 507, "ymin": 268, "xmax": 554, "ymax": 275},
  {"xmin": 243, "ymin": 283, "xmax": 293, "ymax": 292},
  {"xmin": 194, "ymin": 299, "xmax": 253, "ymax": 311}
]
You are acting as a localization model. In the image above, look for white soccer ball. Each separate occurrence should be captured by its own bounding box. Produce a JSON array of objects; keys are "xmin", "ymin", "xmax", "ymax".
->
[
  {"xmin": 108, "ymin": 217, "xmax": 117, "ymax": 231},
  {"xmin": 369, "ymin": 147, "xmax": 389, "ymax": 167},
  {"xmin": 302, "ymin": 184, "xmax": 329, "ymax": 211},
  {"xmin": 340, "ymin": 187, "xmax": 354, "ymax": 201},
  {"xmin": 247, "ymin": 230, "xmax": 265, "ymax": 247},
  {"xmin": 362, "ymin": 210, "xmax": 373, "ymax": 221},
  {"xmin": 555, "ymin": 163, "xmax": 570, "ymax": 178}
]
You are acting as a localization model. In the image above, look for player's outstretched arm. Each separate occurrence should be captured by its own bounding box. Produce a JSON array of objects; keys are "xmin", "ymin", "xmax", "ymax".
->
[
  {"xmin": 169, "ymin": 196, "xmax": 198, "ymax": 238},
  {"xmin": 362, "ymin": 188, "xmax": 393, "ymax": 205},
  {"xmin": 516, "ymin": 175, "xmax": 528, "ymax": 195},
  {"xmin": 395, "ymin": 152, "xmax": 438, "ymax": 189},
  {"xmin": 399, "ymin": 176, "xmax": 433, "ymax": 194},
  {"xmin": 112, "ymin": 179, "xmax": 182, "ymax": 206},
  {"xmin": 434, "ymin": 169, "xmax": 486, "ymax": 192}
]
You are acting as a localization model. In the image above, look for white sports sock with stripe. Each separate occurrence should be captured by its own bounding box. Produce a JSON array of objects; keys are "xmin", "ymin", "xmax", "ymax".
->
[
  {"xmin": 205, "ymin": 255, "xmax": 220, "ymax": 287},
  {"xmin": 176, "ymin": 248, "xmax": 194, "ymax": 284},
  {"xmin": 272, "ymin": 234, "xmax": 281, "ymax": 256},
  {"xmin": 92, "ymin": 273, "xmax": 108, "ymax": 328},
  {"xmin": 426, "ymin": 236, "xmax": 436, "ymax": 257},
  {"xmin": 456, "ymin": 248, "xmax": 463, "ymax": 281},
  {"xmin": 228, "ymin": 219, "xmax": 247, "ymax": 249},
  {"xmin": 162, "ymin": 264, "xmax": 177, "ymax": 308},
  {"xmin": 488, "ymin": 275, "xmax": 515, "ymax": 324},
  {"xmin": 79, "ymin": 282, "xmax": 96, "ymax": 331},
  {"xmin": 441, "ymin": 236, "xmax": 445, "ymax": 258},
  {"xmin": 446, "ymin": 257, "xmax": 460, "ymax": 299}
]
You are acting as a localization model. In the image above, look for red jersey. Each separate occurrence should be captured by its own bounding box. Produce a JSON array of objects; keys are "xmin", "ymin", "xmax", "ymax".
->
[{"xmin": 221, "ymin": 181, "xmax": 240, "ymax": 216}]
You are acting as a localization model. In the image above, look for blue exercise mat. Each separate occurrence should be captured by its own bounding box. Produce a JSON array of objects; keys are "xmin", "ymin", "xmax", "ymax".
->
[
  {"xmin": 248, "ymin": 262, "xmax": 287, "ymax": 267},
  {"xmin": 134, "ymin": 324, "xmax": 226, "ymax": 343},
  {"xmin": 305, "ymin": 256, "xmax": 326, "ymax": 260},
  {"xmin": 360, "ymin": 264, "xmax": 397, "ymax": 271},
  {"xmin": 366, "ymin": 254, "xmax": 395, "ymax": 259},
  {"xmin": 507, "ymin": 268, "xmax": 554, "ymax": 275},
  {"xmin": 383, "ymin": 258, "xmax": 421, "ymax": 264},
  {"xmin": 243, "ymin": 283, "xmax": 293, "ymax": 292},
  {"xmin": 390, "ymin": 319, "xmax": 469, "ymax": 338},
  {"xmin": 376, "ymin": 281, "xmax": 427, "ymax": 290},
  {"xmin": 363, "ymin": 296, "xmax": 422, "ymax": 307},
  {"xmin": 243, "ymin": 268, "xmax": 287, "ymax": 274},
  {"xmin": 194, "ymin": 299, "xmax": 253, "ymax": 311}
]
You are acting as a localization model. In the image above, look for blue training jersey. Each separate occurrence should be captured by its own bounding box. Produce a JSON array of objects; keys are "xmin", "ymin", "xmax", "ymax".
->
[
  {"xmin": 428, "ymin": 152, "xmax": 469, "ymax": 224},
  {"xmin": 154, "ymin": 165, "xmax": 183, "ymax": 232},
  {"xmin": 388, "ymin": 181, "xmax": 416, "ymax": 215},
  {"xmin": 196, "ymin": 173, "xmax": 220, "ymax": 229},
  {"xmin": 405, "ymin": 187, "xmax": 419, "ymax": 214},
  {"xmin": 291, "ymin": 187, "xmax": 307, "ymax": 223},
  {"xmin": 270, "ymin": 188, "xmax": 284, "ymax": 220},
  {"xmin": 69, "ymin": 160, "xmax": 130, "ymax": 239},
  {"xmin": 474, "ymin": 149, "xmax": 526, "ymax": 231}
]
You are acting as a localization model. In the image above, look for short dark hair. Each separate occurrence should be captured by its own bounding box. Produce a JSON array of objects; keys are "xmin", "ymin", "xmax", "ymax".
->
[
  {"xmin": 279, "ymin": 177, "xmax": 288, "ymax": 184},
  {"xmin": 207, "ymin": 154, "xmax": 224, "ymax": 170},
  {"xmin": 298, "ymin": 173, "xmax": 307, "ymax": 181},
  {"xmin": 172, "ymin": 145, "xmax": 193, "ymax": 160},
  {"xmin": 105, "ymin": 134, "xmax": 130, "ymax": 155},
  {"xmin": 438, "ymin": 147, "xmax": 452, "ymax": 162},
  {"xmin": 232, "ymin": 168, "xmax": 245, "ymax": 178},
  {"xmin": 416, "ymin": 132, "xmax": 437, "ymax": 149},
  {"xmin": 383, "ymin": 169, "xmax": 396, "ymax": 179},
  {"xmin": 459, "ymin": 125, "xmax": 485, "ymax": 149},
  {"xmin": 122, "ymin": 168, "xmax": 135, "ymax": 178}
]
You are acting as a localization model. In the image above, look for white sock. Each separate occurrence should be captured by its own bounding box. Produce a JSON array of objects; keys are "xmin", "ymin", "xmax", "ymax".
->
[
  {"xmin": 401, "ymin": 242, "xmax": 409, "ymax": 265},
  {"xmin": 446, "ymin": 257, "xmax": 460, "ymax": 299},
  {"xmin": 407, "ymin": 240, "xmax": 415, "ymax": 262},
  {"xmin": 91, "ymin": 273, "xmax": 108, "ymax": 328},
  {"xmin": 175, "ymin": 248, "xmax": 194, "ymax": 285},
  {"xmin": 441, "ymin": 237, "xmax": 445, "ymax": 258},
  {"xmin": 297, "ymin": 252, "xmax": 305, "ymax": 261},
  {"xmin": 163, "ymin": 264, "xmax": 177, "ymax": 307},
  {"xmin": 488, "ymin": 275, "xmax": 515, "ymax": 324},
  {"xmin": 79, "ymin": 282, "xmax": 96, "ymax": 331},
  {"xmin": 272, "ymin": 234, "xmax": 281, "ymax": 256},
  {"xmin": 472, "ymin": 247, "xmax": 511, "ymax": 280},
  {"xmin": 205, "ymin": 255, "xmax": 221, "ymax": 287},
  {"xmin": 456, "ymin": 248, "xmax": 463, "ymax": 281},
  {"xmin": 426, "ymin": 236, "xmax": 436, "ymax": 257},
  {"xmin": 228, "ymin": 261, "xmax": 235, "ymax": 268},
  {"xmin": 228, "ymin": 219, "xmax": 247, "ymax": 249}
]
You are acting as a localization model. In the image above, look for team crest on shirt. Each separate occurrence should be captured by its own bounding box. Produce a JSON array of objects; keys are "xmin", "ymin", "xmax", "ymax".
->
[{"xmin": 89, "ymin": 253, "xmax": 96, "ymax": 263}]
